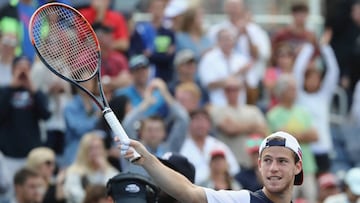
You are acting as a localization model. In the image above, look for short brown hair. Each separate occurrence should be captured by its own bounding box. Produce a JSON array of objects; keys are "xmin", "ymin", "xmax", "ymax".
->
[
  {"xmin": 14, "ymin": 168, "xmax": 40, "ymax": 186},
  {"xmin": 291, "ymin": 2, "xmax": 308, "ymax": 13}
]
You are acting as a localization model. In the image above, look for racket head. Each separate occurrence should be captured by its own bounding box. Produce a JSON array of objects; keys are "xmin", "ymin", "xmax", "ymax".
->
[{"xmin": 29, "ymin": 2, "xmax": 101, "ymax": 82}]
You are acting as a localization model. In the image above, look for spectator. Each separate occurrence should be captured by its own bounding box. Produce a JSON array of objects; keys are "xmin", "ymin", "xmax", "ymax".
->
[
  {"xmin": 114, "ymin": 55, "xmax": 166, "ymax": 117},
  {"xmin": 64, "ymin": 132, "xmax": 118, "ymax": 203},
  {"xmin": 208, "ymin": 76, "xmax": 267, "ymax": 168},
  {"xmin": 174, "ymin": 82, "xmax": 203, "ymax": 114},
  {"xmin": 12, "ymin": 168, "xmax": 46, "ymax": 203},
  {"xmin": 176, "ymin": 7, "xmax": 212, "ymax": 61},
  {"xmin": 122, "ymin": 78, "xmax": 189, "ymax": 155},
  {"xmin": 93, "ymin": 24, "xmax": 132, "ymax": 90},
  {"xmin": 293, "ymin": 30, "xmax": 340, "ymax": 174},
  {"xmin": 0, "ymin": 0, "xmax": 37, "ymax": 61},
  {"xmin": 326, "ymin": 0, "xmax": 360, "ymax": 98},
  {"xmin": 267, "ymin": 74, "xmax": 318, "ymax": 203},
  {"xmin": 31, "ymin": 57, "xmax": 72, "ymax": 158},
  {"xmin": 272, "ymin": 1, "xmax": 318, "ymax": 56},
  {"xmin": 198, "ymin": 28, "xmax": 251, "ymax": 107},
  {"xmin": 157, "ymin": 152, "xmax": 196, "ymax": 203},
  {"xmin": 0, "ymin": 33, "xmax": 17, "ymax": 87},
  {"xmin": 204, "ymin": 149, "xmax": 241, "ymax": 191},
  {"xmin": 324, "ymin": 167, "xmax": 360, "ymax": 203},
  {"xmin": 0, "ymin": 56, "xmax": 50, "ymax": 183},
  {"xmin": 79, "ymin": 0, "xmax": 129, "ymax": 52},
  {"xmin": 129, "ymin": 0, "xmax": 176, "ymax": 84},
  {"xmin": 235, "ymin": 134, "xmax": 264, "ymax": 192},
  {"xmin": 317, "ymin": 173, "xmax": 340, "ymax": 203},
  {"xmin": 169, "ymin": 49, "xmax": 209, "ymax": 106},
  {"xmin": 262, "ymin": 42, "xmax": 295, "ymax": 111},
  {"xmin": 207, "ymin": 0, "xmax": 271, "ymax": 104},
  {"xmin": 179, "ymin": 108, "xmax": 239, "ymax": 186},
  {"xmin": 163, "ymin": 0, "xmax": 188, "ymax": 31},
  {"xmin": 82, "ymin": 184, "xmax": 111, "ymax": 203},
  {"xmin": 26, "ymin": 147, "xmax": 66, "ymax": 203}
]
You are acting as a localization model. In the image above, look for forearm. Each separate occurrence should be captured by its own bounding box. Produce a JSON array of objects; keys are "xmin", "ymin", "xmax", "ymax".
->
[
  {"xmin": 292, "ymin": 128, "xmax": 318, "ymax": 143},
  {"xmin": 112, "ymin": 39, "xmax": 129, "ymax": 52}
]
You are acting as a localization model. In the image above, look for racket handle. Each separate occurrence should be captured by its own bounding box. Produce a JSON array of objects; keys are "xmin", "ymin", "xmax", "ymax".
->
[{"xmin": 103, "ymin": 109, "xmax": 141, "ymax": 162}]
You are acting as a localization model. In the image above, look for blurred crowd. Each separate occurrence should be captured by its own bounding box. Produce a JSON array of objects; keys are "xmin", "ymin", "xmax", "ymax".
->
[{"xmin": 1, "ymin": 0, "xmax": 360, "ymax": 203}]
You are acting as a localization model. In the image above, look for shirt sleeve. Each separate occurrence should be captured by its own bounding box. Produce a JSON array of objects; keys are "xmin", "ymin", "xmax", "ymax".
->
[{"xmin": 203, "ymin": 188, "xmax": 250, "ymax": 203}]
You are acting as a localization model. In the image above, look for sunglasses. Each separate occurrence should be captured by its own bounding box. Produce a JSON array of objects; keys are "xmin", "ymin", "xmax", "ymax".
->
[{"xmin": 44, "ymin": 160, "xmax": 55, "ymax": 166}]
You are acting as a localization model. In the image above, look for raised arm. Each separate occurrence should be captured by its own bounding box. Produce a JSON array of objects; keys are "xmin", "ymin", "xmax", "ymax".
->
[
  {"xmin": 123, "ymin": 139, "xmax": 208, "ymax": 203},
  {"xmin": 317, "ymin": 44, "xmax": 340, "ymax": 96},
  {"xmin": 293, "ymin": 43, "xmax": 315, "ymax": 91}
]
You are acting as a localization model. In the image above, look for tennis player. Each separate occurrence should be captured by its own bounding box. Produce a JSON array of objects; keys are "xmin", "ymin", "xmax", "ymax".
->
[{"xmin": 119, "ymin": 131, "xmax": 303, "ymax": 203}]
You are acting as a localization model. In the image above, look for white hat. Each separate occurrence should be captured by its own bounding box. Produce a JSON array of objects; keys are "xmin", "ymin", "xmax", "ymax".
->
[
  {"xmin": 344, "ymin": 167, "xmax": 360, "ymax": 195},
  {"xmin": 164, "ymin": 0, "xmax": 188, "ymax": 18},
  {"xmin": 259, "ymin": 131, "xmax": 303, "ymax": 185}
]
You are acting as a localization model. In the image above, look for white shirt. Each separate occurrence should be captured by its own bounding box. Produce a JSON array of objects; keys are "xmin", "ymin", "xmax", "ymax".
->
[
  {"xmin": 180, "ymin": 135, "xmax": 240, "ymax": 186},
  {"xmin": 294, "ymin": 43, "xmax": 339, "ymax": 154},
  {"xmin": 204, "ymin": 188, "xmax": 250, "ymax": 203},
  {"xmin": 207, "ymin": 20, "xmax": 271, "ymax": 88},
  {"xmin": 198, "ymin": 47, "xmax": 249, "ymax": 106}
]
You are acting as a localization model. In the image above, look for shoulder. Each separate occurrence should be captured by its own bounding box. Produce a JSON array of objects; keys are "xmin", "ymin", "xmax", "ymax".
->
[{"xmin": 203, "ymin": 187, "xmax": 251, "ymax": 203}]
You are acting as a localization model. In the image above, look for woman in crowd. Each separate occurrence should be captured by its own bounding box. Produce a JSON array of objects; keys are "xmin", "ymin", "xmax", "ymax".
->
[
  {"xmin": 26, "ymin": 147, "xmax": 66, "ymax": 203},
  {"xmin": 64, "ymin": 132, "xmax": 118, "ymax": 203}
]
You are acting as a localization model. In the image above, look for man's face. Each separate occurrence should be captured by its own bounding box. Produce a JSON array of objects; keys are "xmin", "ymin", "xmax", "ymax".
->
[
  {"xmin": 258, "ymin": 146, "xmax": 301, "ymax": 194},
  {"xmin": 292, "ymin": 11, "xmax": 308, "ymax": 26},
  {"xmin": 16, "ymin": 176, "xmax": 45, "ymax": 203},
  {"xmin": 132, "ymin": 67, "xmax": 149, "ymax": 86},
  {"xmin": 189, "ymin": 114, "xmax": 211, "ymax": 138},
  {"xmin": 141, "ymin": 120, "xmax": 166, "ymax": 149}
]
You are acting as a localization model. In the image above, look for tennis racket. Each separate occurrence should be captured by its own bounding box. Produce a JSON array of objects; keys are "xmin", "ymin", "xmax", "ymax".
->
[{"xmin": 29, "ymin": 2, "xmax": 140, "ymax": 162}]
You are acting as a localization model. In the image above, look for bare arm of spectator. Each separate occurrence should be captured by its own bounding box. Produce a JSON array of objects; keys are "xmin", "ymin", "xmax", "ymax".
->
[
  {"xmin": 293, "ymin": 43, "xmax": 315, "ymax": 92},
  {"xmin": 318, "ymin": 29, "xmax": 340, "ymax": 97}
]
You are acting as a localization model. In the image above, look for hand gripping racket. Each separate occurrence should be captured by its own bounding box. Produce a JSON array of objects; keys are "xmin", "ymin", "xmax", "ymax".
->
[{"xmin": 29, "ymin": 2, "xmax": 141, "ymax": 162}]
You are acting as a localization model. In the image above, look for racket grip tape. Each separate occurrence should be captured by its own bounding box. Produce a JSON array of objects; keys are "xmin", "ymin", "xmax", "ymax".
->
[{"xmin": 103, "ymin": 109, "xmax": 141, "ymax": 162}]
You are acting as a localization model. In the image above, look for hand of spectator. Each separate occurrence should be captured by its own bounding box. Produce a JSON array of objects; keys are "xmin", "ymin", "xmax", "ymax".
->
[
  {"xmin": 235, "ymin": 62, "xmax": 253, "ymax": 76},
  {"xmin": 150, "ymin": 78, "xmax": 168, "ymax": 95},
  {"xmin": 236, "ymin": 12, "xmax": 250, "ymax": 34},
  {"xmin": 320, "ymin": 28, "xmax": 333, "ymax": 45},
  {"xmin": 49, "ymin": 81, "xmax": 66, "ymax": 94},
  {"xmin": 340, "ymin": 76, "xmax": 350, "ymax": 89},
  {"xmin": 142, "ymin": 83, "xmax": 157, "ymax": 107}
]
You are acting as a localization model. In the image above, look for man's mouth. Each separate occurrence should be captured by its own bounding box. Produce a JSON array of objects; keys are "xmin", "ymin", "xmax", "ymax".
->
[{"xmin": 267, "ymin": 176, "xmax": 281, "ymax": 181}]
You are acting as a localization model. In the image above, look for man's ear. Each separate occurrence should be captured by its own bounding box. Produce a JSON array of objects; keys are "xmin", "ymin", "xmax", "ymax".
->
[
  {"xmin": 257, "ymin": 157, "xmax": 262, "ymax": 169},
  {"xmin": 295, "ymin": 160, "xmax": 302, "ymax": 175}
]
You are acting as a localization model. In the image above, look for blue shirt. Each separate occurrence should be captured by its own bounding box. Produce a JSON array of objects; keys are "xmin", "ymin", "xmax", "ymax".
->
[
  {"xmin": 62, "ymin": 95, "xmax": 99, "ymax": 166},
  {"xmin": 114, "ymin": 85, "xmax": 167, "ymax": 117}
]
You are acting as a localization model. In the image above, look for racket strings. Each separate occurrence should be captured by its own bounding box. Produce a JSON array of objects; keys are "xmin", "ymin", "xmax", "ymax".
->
[{"xmin": 31, "ymin": 5, "xmax": 99, "ymax": 81}]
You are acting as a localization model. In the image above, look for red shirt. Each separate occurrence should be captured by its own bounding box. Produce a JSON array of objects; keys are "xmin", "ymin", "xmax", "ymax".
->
[
  {"xmin": 101, "ymin": 51, "xmax": 128, "ymax": 77},
  {"xmin": 79, "ymin": 7, "xmax": 128, "ymax": 41}
]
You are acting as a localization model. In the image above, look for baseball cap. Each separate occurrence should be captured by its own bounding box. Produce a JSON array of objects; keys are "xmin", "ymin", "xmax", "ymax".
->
[
  {"xmin": 246, "ymin": 134, "xmax": 263, "ymax": 154},
  {"xmin": 259, "ymin": 131, "xmax": 303, "ymax": 185},
  {"xmin": 129, "ymin": 55, "xmax": 149, "ymax": 70},
  {"xmin": 318, "ymin": 173, "xmax": 338, "ymax": 189},
  {"xmin": 174, "ymin": 49, "xmax": 195, "ymax": 67},
  {"xmin": 210, "ymin": 149, "xmax": 226, "ymax": 159},
  {"xmin": 344, "ymin": 167, "xmax": 360, "ymax": 195},
  {"xmin": 159, "ymin": 152, "xmax": 195, "ymax": 183},
  {"xmin": 164, "ymin": 0, "xmax": 188, "ymax": 18},
  {"xmin": 106, "ymin": 173, "xmax": 158, "ymax": 203}
]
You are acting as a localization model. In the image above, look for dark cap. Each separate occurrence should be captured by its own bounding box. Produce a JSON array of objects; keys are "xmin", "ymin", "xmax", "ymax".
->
[
  {"xmin": 106, "ymin": 173, "xmax": 158, "ymax": 203},
  {"xmin": 158, "ymin": 152, "xmax": 195, "ymax": 183},
  {"xmin": 129, "ymin": 55, "xmax": 149, "ymax": 70},
  {"xmin": 92, "ymin": 23, "xmax": 113, "ymax": 33}
]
